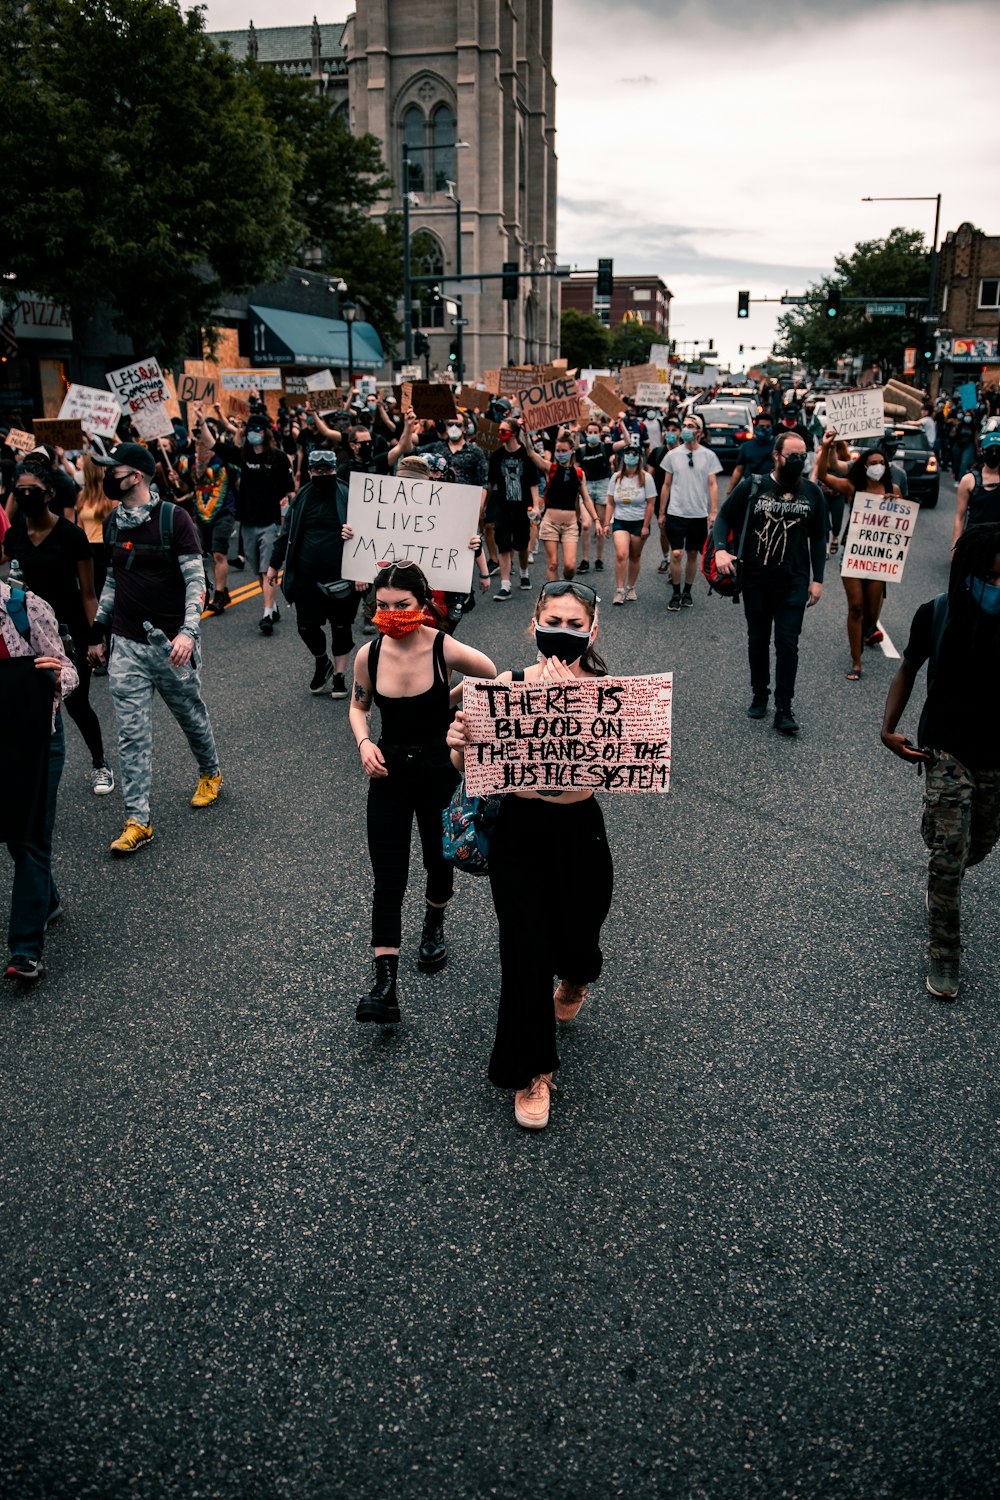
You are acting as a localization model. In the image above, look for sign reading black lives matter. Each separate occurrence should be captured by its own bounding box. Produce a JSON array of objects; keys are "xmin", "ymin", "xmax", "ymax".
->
[
  {"xmin": 462, "ymin": 673, "xmax": 673, "ymax": 796},
  {"xmin": 341, "ymin": 471, "xmax": 482, "ymax": 593}
]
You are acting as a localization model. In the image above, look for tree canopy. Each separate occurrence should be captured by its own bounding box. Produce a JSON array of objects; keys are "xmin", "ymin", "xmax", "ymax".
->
[
  {"xmin": 609, "ymin": 320, "xmax": 660, "ymax": 368},
  {"xmin": 560, "ymin": 310, "xmax": 611, "ymax": 369}
]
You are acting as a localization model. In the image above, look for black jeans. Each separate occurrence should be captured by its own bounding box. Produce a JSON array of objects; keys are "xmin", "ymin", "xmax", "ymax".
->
[
  {"xmin": 742, "ymin": 574, "xmax": 809, "ymax": 708},
  {"xmin": 295, "ymin": 581, "xmax": 361, "ymax": 659},
  {"xmin": 63, "ymin": 631, "xmax": 105, "ymax": 769},
  {"xmin": 366, "ymin": 745, "xmax": 459, "ymax": 949},
  {"xmin": 487, "ymin": 795, "xmax": 614, "ymax": 1089}
]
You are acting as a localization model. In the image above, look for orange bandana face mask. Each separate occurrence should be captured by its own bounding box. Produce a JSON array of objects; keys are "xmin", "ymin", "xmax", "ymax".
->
[{"xmin": 373, "ymin": 607, "xmax": 425, "ymax": 638}]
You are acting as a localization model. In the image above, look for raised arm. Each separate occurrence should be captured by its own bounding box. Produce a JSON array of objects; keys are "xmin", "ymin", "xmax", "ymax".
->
[{"xmin": 815, "ymin": 428, "xmax": 852, "ymax": 495}]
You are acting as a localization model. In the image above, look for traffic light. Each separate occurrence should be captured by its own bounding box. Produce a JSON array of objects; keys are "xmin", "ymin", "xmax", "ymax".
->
[
  {"xmin": 502, "ymin": 261, "xmax": 519, "ymax": 300},
  {"xmin": 597, "ymin": 258, "xmax": 614, "ymax": 298},
  {"xmin": 708, "ymin": 338, "xmax": 715, "ymax": 352},
  {"xmin": 825, "ymin": 288, "xmax": 842, "ymax": 319},
  {"xmin": 739, "ymin": 344, "xmax": 744, "ymax": 355},
  {"xmin": 738, "ymin": 290, "xmax": 750, "ymax": 319},
  {"xmin": 414, "ymin": 331, "xmax": 430, "ymax": 357},
  {"xmin": 449, "ymin": 340, "xmax": 458, "ymax": 367}
]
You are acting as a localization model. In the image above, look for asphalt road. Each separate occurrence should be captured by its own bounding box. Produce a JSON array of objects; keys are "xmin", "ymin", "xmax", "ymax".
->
[{"xmin": 1, "ymin": 475, "xmax": 996, "ymax": 1499}]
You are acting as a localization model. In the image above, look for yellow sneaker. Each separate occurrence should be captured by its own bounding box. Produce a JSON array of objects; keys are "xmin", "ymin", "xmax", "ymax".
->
[
  {"xmin": 190, "ymin": 771, "xmax": 223, "ymax": 808},
  {"xmin": 109, "ymin": 819, "xmax": 154, "ymax": 856}
]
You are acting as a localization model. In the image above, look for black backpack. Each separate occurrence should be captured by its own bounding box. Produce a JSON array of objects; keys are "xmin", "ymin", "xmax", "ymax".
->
[
  {"xmin": 105, "ymin": 501, "xmax": 178, "ymax": 570},
  {"xmin": 916, "ymin": 593, "xmax": 949, "ymax": 749}
]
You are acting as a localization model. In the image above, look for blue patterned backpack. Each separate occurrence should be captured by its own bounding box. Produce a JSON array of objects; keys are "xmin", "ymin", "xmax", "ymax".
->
[{"xmin": 441, "ymin": 670, "xmax": 522, "ymax": 875}]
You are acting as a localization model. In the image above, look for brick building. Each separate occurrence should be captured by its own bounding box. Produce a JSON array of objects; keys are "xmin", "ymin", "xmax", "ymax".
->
[
  {"xmin": 933, "ymin": 221, "xmax": 1000, "ymax": 385},
  {"xmin": 560, "ymin": 273, "xmax": 672, "ymax": 337}
]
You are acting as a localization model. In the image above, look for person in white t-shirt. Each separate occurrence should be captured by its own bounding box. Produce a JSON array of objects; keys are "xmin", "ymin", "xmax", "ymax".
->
[
  {"xmin": 659, "ymin": 414, "xmax": 722, "ymax": 611},
  {"xmin": 603, "ymin": 447, "xmax": 657, "ymax": 605}
]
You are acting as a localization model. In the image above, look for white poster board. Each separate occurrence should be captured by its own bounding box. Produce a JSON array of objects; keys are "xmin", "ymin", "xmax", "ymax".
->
[
  {"xmin": 58, "ymin": 383, "xmax": 122, "ymax": 440},
  {"xmin": 634, "ymin": 383, "xmax": 671, "ymax": 408},
  {"xmin": 649, "ymin": 344, "xmax": 671, "ymax": 365},
  {"xmin": 825, "ymin": 388, "xmax": 885, "ymax": 442},
  {"xmin": 304, "ymin": 370, "xmax": 337, "ymax": 392},
  {"xmin": 840, "ymin": 494, "xmax": 920, "ymax": 582},
  {"xmin": 341, "ymin": 471, "xmax": 481, "ymax": 593},
  {"xmin": 219, "ymin": 368, "xmax": 283, "ymax": 391},
  {"xmin": 106, "ymin": 358, "xmax": 174, "ymax": 440}
]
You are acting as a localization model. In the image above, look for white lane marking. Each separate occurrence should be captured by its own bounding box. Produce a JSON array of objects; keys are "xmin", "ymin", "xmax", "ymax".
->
[{"xmin": 877, "ymin": 620, "xmax": 900, "ymax": 659}]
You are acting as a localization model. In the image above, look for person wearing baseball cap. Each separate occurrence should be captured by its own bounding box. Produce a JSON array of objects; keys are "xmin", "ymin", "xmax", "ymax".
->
[
  {"xmin": 87, "ymin": 441, "xmax": 223, "ymax": 855},
  {"xmin": 952, "ymin": 429, "xmax": 1000, "ymax": 551}
]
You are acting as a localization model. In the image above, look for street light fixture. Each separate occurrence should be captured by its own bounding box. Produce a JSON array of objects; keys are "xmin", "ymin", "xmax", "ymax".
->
[
  {"xmin": 342, "ymin": 298, "xmax": 357, "ymax": 391},
  {"xmin": 862, "ymin": 193, "xmax": 942, "ymax": 367},
  {"xmin": 401, "ymin": 139, "xmax": 470, "ymax": 363}
]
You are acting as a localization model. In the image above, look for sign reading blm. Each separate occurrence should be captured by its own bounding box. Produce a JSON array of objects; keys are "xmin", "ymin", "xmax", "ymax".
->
[
  {"xmin": 462, "ymin": 672, "xmax": 673, "ymax": 796},
  {"xmin": 341, "ymin": 471, "xmax": 482, "ymax": 593}
]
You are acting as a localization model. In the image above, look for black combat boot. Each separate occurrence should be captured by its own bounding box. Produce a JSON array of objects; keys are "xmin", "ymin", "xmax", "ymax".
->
[
  {"xmin": 747, "ymin": 688, "xmax": 770, "ymax": 720},
  {"xmin": 417, "ymin": 906, "xmax": 448, "ymax": 974},
  {"xmin": 356, "ymin": 955, "xmax": 400, "ymax": 1024},
  {"xmin": 773, "ymin": 701, "xmax": 800, "ymax": 735}
]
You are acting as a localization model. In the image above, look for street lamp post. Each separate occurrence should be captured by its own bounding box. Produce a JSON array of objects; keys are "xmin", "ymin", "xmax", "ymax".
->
[
  {"xmin": 862, "ymin": 193, "xmax": 942, "ymax": 370},
  {"xmin": 400, "ymin": 138, "xmax": 470, "ymax": 369},
  {"xmin": 342, "ymin": 298, "xmax": 356, "ymax": 391},
  {"xmin": 447, "ymin": 183, "xmax": 464, "ymax": 383}
]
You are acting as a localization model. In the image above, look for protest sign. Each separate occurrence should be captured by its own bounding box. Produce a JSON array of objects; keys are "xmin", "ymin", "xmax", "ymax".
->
[
  {"xmin": 305, "ymin": 370, "xmax": 337, "ymax": 393},
  {"xmin": 619, "ymin": 364, "xmax": 660, "ymax": 396},
  {"xmin": 176, "ymin": 372, "xmax": 217, "ymax": 406},
  {"xmin": 400, "ymin": 382, "xmax": 457, "ymax": 420},
  {"xmin": 462, "ymin": 672, "xmax": 673, "ymax": 797},
  {"xmin": 341, "ymin": 470, "xmax": 481, "ymax": 593},
  {"xmin": 474, "ymin": 417, "xmax": 503, "ymax": 455},
  {"xmin": 58, "ymin": 383, "xmax": 122, "ymax": 440},
  {"xmin": 956, "ymin": 381, "xmax": 979, "ymax": 414},
  {"xmin": 283, "ymin": 376, "xmax": 310, "ymax": 395},
  {"xmin": 825, "ymin": 388, "xmax": 885, "ymax": 441},
  {"xmin": 6, "ymin": 428, "xmax": 36, "ymax": 455},
  {"xmin": 634, "ymin": 383, "xmax": 671, "ymax": 408},
  {"xmin": 33, "ymin": 417, "xmax": 84, "ymax": 450},
  {"xmin": 589, "ymin": 381, "xmax": 625, "ymax": 417},
  {"xmin": 841, "ymin": 494, "xmax": 920, "ymax": 583},
  {"xmin": 106, "ymin": 357, "xmax": 174, "ymax": 440},
  {"xmin": 220, "ymin": 368, "xmax": 282, "ymax": 391},
  {"xmin": 649, "ymin": 344, "xmax": 671, "ymax": 366},
  {"xmin": 225, "ymin": 395, "xmax": 250, "ymax": 422},
  {"xmin": 515, "ymin": 376, "xmax": 583, "ymax": 432}
]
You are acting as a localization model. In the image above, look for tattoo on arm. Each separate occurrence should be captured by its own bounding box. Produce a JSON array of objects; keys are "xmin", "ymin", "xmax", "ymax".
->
[{"xmin": 354, "ymin": 682, "xmax": 372, "ymax": 707}]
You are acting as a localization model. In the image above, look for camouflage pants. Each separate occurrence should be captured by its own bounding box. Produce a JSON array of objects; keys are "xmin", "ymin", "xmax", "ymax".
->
[
  {"xmin": 921, "ymin": 750, "xmax": 1000, "ymax": 959},
  {"xmin": 108, "ymin": 636, "xmax": 220, "ymax": 825}
]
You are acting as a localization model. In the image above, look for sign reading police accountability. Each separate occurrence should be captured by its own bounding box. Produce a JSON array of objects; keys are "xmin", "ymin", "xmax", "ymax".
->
[
  {"xmin": 824, "ymin": 388, "xmax": 885, "ymax": 442},
  {"xmin": 514, "ymin": 376, "xmax": 584, "ymax": 432},
  {"xmin": 462, "ymin": 673, "xmax": 673, "ymax": 796},
  {"xmin": 106, "ymin": 357, "xmax": 174, "ymax": 440},
  {"xmin": 841, "ymin": 494, "xmax": 920, "ymax": 582},
  {"xmin": 341, "ymin": 471, "xmax": 482, "ymax": 593}
]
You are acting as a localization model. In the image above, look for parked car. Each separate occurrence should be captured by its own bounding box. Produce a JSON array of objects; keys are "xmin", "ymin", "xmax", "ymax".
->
[
  {"xmin": 714, "ymin": 386, "xmax": 761, "ymax": 412},
  {"xmin": 850, "ymin": 424, "xmax": 940, "ymax": 508},
  {"xmin": 694, "ymin": 403, "xmax": 756, "ymax": 470}
]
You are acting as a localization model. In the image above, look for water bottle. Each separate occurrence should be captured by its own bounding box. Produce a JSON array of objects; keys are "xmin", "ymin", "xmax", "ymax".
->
[{"xmin": 143, "ymin": 620, "xmax": 191, "ymax": 681}]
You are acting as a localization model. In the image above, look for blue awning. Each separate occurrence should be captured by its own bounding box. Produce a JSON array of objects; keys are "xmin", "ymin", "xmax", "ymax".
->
[{"xmin": 249, "ymin": 304, "xmax": 384, "ymax": 370}]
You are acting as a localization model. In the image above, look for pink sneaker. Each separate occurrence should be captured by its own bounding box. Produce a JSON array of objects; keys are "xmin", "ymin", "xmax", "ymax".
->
[
  {"xmin": 514, "ymin": 1073, "xmax": 555, "ymax": 1130},
  {"xmin": 554, "ymin": 980, "xmax": 588, "ymax": 1023}
]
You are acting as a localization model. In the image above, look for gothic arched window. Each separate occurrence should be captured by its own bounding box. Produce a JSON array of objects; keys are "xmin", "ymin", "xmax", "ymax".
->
[{"xmin": 432, "ymin": 104, "xmax": 456, "ymax": 193}]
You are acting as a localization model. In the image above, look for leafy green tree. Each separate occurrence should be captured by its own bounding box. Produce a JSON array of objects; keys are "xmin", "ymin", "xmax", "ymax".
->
[
  {"xmin": 0, "ymin": 0, "xmax": 300, "ymax": 364},
  {"xmin": 775, "ymin": 228, "xmax": 929, "ymax": 375},
  {"xmin": 560, "ymin": 310, "xmax": 611, "ymax": 369},
  {"xmin": 609, "ymin": 320, "xmax": 659, "ymax": 368}
]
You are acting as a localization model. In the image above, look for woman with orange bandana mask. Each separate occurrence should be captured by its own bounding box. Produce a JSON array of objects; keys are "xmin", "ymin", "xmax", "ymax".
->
[{"xmin": 349, "ymin": 561, "xmax": 497, "ymax": 1025}]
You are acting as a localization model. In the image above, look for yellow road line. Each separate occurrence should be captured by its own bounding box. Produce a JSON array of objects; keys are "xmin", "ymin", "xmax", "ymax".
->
[{"xmin": 200, "ymin": 572, "xmax": 281, "ymax": 618}]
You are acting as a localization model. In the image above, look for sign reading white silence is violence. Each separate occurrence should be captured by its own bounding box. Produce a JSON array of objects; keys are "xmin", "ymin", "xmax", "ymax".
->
[
  {"xmin": 341, "ymin": 471, "xmax": 482, "ymax": 593},
  {"xmin": 825, "ymin": 388, "xmax": 885, "ymax": 441},
  {"xmin": 462, "ymin": 673, "xmax": 673, "ymax": 796},
  {"xmin": 841, "ymin": 494, "xmax": 920, "ymax": 582}
]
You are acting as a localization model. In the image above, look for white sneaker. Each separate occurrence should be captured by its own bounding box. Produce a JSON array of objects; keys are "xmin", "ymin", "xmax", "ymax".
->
[
  {"xmin": 91, "ymin": 766, "xmax": 115, "ymax": 795},
  {"xmin": 613, "ymin": 588, "xmax": 626, "ymax": 606},
  {"xmin": 625, "ymin": 587, "xmax": 638, "ymax": 602},
  {"xmin": 514, "ymin": 1073, "xmax": 555, "ymax": 1130}
]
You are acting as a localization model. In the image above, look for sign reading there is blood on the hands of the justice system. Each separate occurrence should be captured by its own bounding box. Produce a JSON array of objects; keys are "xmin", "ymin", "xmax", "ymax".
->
[{"xmin": 461, "ymin": 672, "xmax": 672, "ymax": 795}]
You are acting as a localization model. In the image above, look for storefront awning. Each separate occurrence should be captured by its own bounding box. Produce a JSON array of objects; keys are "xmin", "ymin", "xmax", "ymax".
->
[{"xmin": 249, "ymin": 305, "xmax": 384, "ymax": 370}]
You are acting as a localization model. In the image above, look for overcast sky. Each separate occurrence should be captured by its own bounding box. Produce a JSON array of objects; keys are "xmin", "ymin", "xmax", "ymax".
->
[{"xmin": 203, "ymin": 0, "xmax": 1000, "ymax": 370}]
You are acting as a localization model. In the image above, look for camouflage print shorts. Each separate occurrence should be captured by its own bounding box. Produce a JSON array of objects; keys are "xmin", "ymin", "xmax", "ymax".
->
[{"xmin": 921, "ymin": 750, "xmax": 1000, "ymax": 959}]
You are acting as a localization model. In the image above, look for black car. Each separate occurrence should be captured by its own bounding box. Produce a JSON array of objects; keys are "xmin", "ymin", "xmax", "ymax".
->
[
  {"xmin": 850, "ymin": 424, "xmax": 940, "ymax": 508},
  {"xmin": 694, "ymin": 403, "xmax": 755, "ymax": 471}
]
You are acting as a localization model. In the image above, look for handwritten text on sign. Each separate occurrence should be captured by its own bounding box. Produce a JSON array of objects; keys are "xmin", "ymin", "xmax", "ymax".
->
[
  {"xmin": 825, "ymin": 388, "xmax": 885, "ymax": 441},
  {"xmin": 58, "ymin": 383, "xmax": 122, "ymax": 440},
  {"xmin": 462, "ymin": 673, "xmax": 673, "ymax": 796},
  {"xmin": 106, "ymin": 358, "xmax": 174, "ymax": 440},
  {"xmin": 341, "ymin": 471, "xmax": 481, "ymax": 592},
  {"xmin": 515, "ymin": 376, "xmax": 584, "ymax": 433},
  {"xmin": 841, "ymin": 494, "xmax": 920, "ymax": 582},
  {"xmin": 219, "ymin": 368, "xmax": 283, "ymax": 391}
]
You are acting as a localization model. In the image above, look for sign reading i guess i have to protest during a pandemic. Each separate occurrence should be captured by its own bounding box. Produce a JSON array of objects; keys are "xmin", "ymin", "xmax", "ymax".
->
[
  {"xmin": 514, "ymin": 376, "xmax": 583, "ymax": 433},
  {"xmin": 341, "ymin": 470, "xmax": 482, "ymax": 594},
  {"xmin": 461, "ymin": 673, "xmax": 673, "ymax": 796},
  {"xmin": 106, "ymin": 358, "xmax": 174, "ymax": 440},
  {"xmin": 58, "ymin": 383, "xmax": 123, "ymax": 440},
  {"xmin": 841, "ymin": 493, "xmax": 920, "ymax": 583},
  {"xmin": 824, "ymin": 388, "xmax": 885, "ymax": 442}
]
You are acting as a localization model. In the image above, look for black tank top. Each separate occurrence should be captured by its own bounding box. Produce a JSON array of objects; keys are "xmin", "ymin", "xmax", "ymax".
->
[
  {"xmin": 370, "ymin": 629, "xmax": 451, "ymax": 747},
  {"xmin": 967, "ymin": 469, "xmax": 1000, "ymax": 529}
]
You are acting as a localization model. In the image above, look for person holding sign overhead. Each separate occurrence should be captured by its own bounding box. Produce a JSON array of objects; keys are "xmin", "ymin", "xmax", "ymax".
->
[{"xmin": 446, "ymin": 581, "xmax": 615, "ymax": 1131}]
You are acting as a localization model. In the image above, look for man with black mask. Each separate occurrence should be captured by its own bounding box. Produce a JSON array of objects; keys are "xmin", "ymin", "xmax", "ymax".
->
[
  {"xmin": 727, "ymin": 412, "xmax": 775, "ymax": 494},
  {"xmin": 713, "ymin": 431, "xmax": 826, "ymax": 734},
  {"xmin": 336, "ymin": 417, "xmax": 414, "ymax": 482}
]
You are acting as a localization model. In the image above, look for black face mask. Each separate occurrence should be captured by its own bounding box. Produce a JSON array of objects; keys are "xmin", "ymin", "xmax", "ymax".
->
[
  {"xmin": 983, "ymin": 450, "xmax": 1000, "ymax": 470},
  {"xmin": 534, "ymin": 624, "xmax": 592, "ymax": 665},
  {"xmin": 755, "ymin": 429, "xmax": 772, "ymax": 444},
  {"xmin": 310, "ymin": 473, "xmax": 337, "ymax": 489},
  {"xmin": 102, "ymin": 472, "xmax": 137, "ymax": 500},
  {"xmin": 779, "ymin": 453, "xmax": 806, "ymax": 483},
  {"xmin": 14, "ymin": 487, "xmax": 49, "ymax": 515}
]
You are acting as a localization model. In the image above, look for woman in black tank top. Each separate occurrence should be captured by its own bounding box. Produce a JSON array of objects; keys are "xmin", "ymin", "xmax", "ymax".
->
[{"xmin": 349, "ymin": 562, "xmax": 497, "ymax": 1025}]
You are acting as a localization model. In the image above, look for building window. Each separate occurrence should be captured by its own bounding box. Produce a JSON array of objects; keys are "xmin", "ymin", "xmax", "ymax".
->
[
  {"xmin": 979, "ymin": 278, "xmax": 1000, "ymax": 309},
  {"xmin": 410, "ymin": 230, "xmax": 446, "ymax": 328},
  {"xmin": 403, "ymin": 106, "xmax": 425, "ymax": 192},
  {"xmin": 632, "ymin": 289, "xmax": 651, "ymax": 302},
  {"xmin": 432, "ymin": 105, "xmax": 455, "ymax": 192}
]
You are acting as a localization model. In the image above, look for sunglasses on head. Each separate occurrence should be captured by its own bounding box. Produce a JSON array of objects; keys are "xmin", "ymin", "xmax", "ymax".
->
[{"xmin": 539, "ymin": 580, "xmax": 598, "ymax": 604}]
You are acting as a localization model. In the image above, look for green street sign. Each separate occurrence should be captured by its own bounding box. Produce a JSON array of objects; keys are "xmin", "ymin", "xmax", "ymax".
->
[{"xmin": 865, "ymin": 301, "xmax": 907, "ymax": 317}]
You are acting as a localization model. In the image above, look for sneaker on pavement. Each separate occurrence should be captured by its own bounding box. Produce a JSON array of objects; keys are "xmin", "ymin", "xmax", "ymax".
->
[
  {"xmin": 613, "ymin": 588, "xmax": 625, "ymax": 606},
  {"xmin": 310, "ymin": 658, "xmax": 333, "ymax": 694},
  {"xmin": 110, "ymin": 819, "xmax": 153, "ymax": 856},
  {"xmin": 554, "ymin": 980, "xmax": 588, "ymax": 1023},
  {"xmin": 91, "ymin": 765, "xmax": 115, "ymax": 796},
  {"xmin": 206, "ymin": 589, "xmax": 230, "ymax": 615},
  {"xmin": 667, "ymin": 591, "xmax": 682, "ymax": 612},
  {"xmin": 520, "ymin": 574, "xmax": 532, "ymax": 591},
  {"xmin": 191, "ymin": 771, "xmax": 223, "ymax": 808},
  {"xmin": 926, "ymin": 954, "xmax": 960, "ymax": 1000},
  {"xmin": 593, "ymin": 559, "xmax": 604, "ymax": 572},
  {"xmin": 487, "ymin": 557, "xmax": 500, "ymax": 575},
  {"xmin": 747, "ymin": 691, "xmax": 770, "ymax": 720},
  {"xmin": 330, "ymin": 672, "xmax": 348, "ymax": 699},
  {"xmin": 4, "ymin": 955, "xmax": 44, "ymax": 982},
  {"xmin": 680, "ymin": 589, "xmax": 693, "ymax": 608},
  {"xmin": 271, "ymin": 606, "xmax": 281, "ymax": 624},
  {"xmin": 577, "ymin": 559, "xmax": 590, "ymax": 573},
  {"xmin": 657, "ymin": 558, "xmax": 670, "ymax": 574},
  {"xmin": 773, "ymin": 705, "xmax": 800, "ymax": 735},
  {"xmin": 259, "ymin": 614, "xmax": 273, "ymax": 636},
  {"xmin": 625, "ymin": 586, "xmax": 638, "ymax": 602},
  {"xmin": 494, "ymin": 584, "xmax": 512, "ymax": 602},
  {"xmin": 514, "ymin": 1073, "xmax": 555, "ymax": 1130}
]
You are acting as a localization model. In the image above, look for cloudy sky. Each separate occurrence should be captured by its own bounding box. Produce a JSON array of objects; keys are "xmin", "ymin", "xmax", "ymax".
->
[{"xmin": 203, "ymin": 0, "xmax": 1000, "ymax": 370}]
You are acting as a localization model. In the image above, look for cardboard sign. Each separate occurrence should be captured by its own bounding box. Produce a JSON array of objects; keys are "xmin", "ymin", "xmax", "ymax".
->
[
  {"xmin": 225, "ymin": 395, "xmax": 250, "ymax": 423},
  {"xmin": 841, "ymin": 494, "xmax": 920, "ymax": 582},
  {"xmin": 514, "ymin": 376, "xmax": 583, "ymax": 433},
  {"xmin": 474, "ymin": 417, "xmax": 504, "ymax": 455},
  {"xmin": 33, "ymin": 417, "xmax": 84, "ymax": 450},
  {"xmin": 634, "ymin": 383, "xmax": 671, "ymax": 408},
  {"xmin": 956, "ymin": 381, "xmax": 979, "ymax": 413},
  {"xmin": 284, "ymin": 376, "xmax": 310, "ymax": 395},
  {"xmin": 400, "ymin": 382, "xmax": 457, "ymax": 421},
  {"xmin": 58, "ymin": 383, "xmax": 122, "ymax": 440},
  {"xmin": 305, "ymin": 369, "xmax": 337, "ymax": 392},
  {"xmin": 5, "ymin": 428, "xmax": 36, "ymax": 454},
  {"xmin": 220, "ymin": 368, "xmax": 283, "ymax": 391},
  {"xmin": 495, "ymin": 365, "xmax": 555, "ymax": 397},
  {"xmin": 341, "ymin": 470, "xmax": 482, "ymax": 592},
  {"xmin": 176, "ymin": 372, "xmax": 217, "ymax": 406},
  {"xmin": 462, "ymin": 673, "xmax": 673, "ymax": 797},
  {"xmin": 619, "ymin": 364, "xmax": 660, "ymax": 396},
  {"xmin": 106, "ymin": 357, "xmax": 174, "ymax": 440},
  {"xmin": 589, "ymin": 381, "xmax": 625, "ymax": 417},
  {"xmin": 825, "ymin": 388, "xmax": 885, "ymax": 442}
]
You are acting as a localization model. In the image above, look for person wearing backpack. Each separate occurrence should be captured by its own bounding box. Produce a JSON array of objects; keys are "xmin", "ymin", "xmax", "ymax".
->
[
  {"xmin": 539, "ymin": 432, "xmax": 603, "ymax": 583},
  {"xmin": 951, "ymin": 430, "xmax": 1000, "ymax": 553},
  {"xmin": 87, "ymin": 443, "xmax": 222, "ymax": 856},
  {"xmin": 880, "ymin": 522, "xmax": 1000, "ymax": 1001}
]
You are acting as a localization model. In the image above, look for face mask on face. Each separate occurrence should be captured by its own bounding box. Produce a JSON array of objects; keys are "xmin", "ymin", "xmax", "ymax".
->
[
  {"xmin": 586, "ymin": 434, "xmax": 600, "ymax": 446},
  {"xmin": 309, "ymin": 472, "xmax": 337, "ymax": 489},
  {"xmin": 983, "ymin": 447, "xmax": 1000, "ymax": 469},
  {"xmin": 247, "ymin": 432, "xmax": 265, "ymax": 448},
  {"xmin": 372, "ymin": 606, "xmax": 425, "ymax": 638},
  {"xmin": 446, "ymin": 425, "xmax": 462, "ymax": 441},
  {"xmin": 623, "ymin": 454, "xmax": 640, "ymax": 469},
  {"xmin": 14, "ymin": 486, "xmax": 49, "ymax": 514},
  {"xmin": 466, "ymin": 421, "xmax": 477, "ymax": 436},
  {"xmin": 681, "ymin": 428, "xmax": 697, "ymax": 443},
  {"xmin": 555, "ymin": 451, "xmax": 572, "ymax": 465},
  {"xmin": 966, "ymin": 575, "xmax": 1000, "ymax": 615},
  {"xmin": 866, "ymin": 463, "xmax": 886, "ymax": 482},
  {"xmin": 755, "ymin": 428, "xmax": 772, "ymax": 443},
  {"xmin": 780, "ymin": 452, "xmax": 806, "ymax": 482},
  {"xmin": 102, "ymin": 472, "xmax": 136, "ymax": 500},
  {"xmin": 664, "ymin": 432, "xmax": 679, "ymax": 447},
  {"xmin": 533, "ymin": 623, "xmax": 593, "ymax": 665}
]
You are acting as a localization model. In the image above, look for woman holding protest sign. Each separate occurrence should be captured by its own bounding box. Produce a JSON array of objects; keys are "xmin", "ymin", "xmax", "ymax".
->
[
  {"xmin": 816, "ymin": 428, "xmax": 901, "ymax": 681},
  {"xmin": 446, "ymin": 581, "xmax": 615, "ymax": 1131},
  {"xmin": 350, "ymin": 561, "xmax": 496, "ymax": 1026}
]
